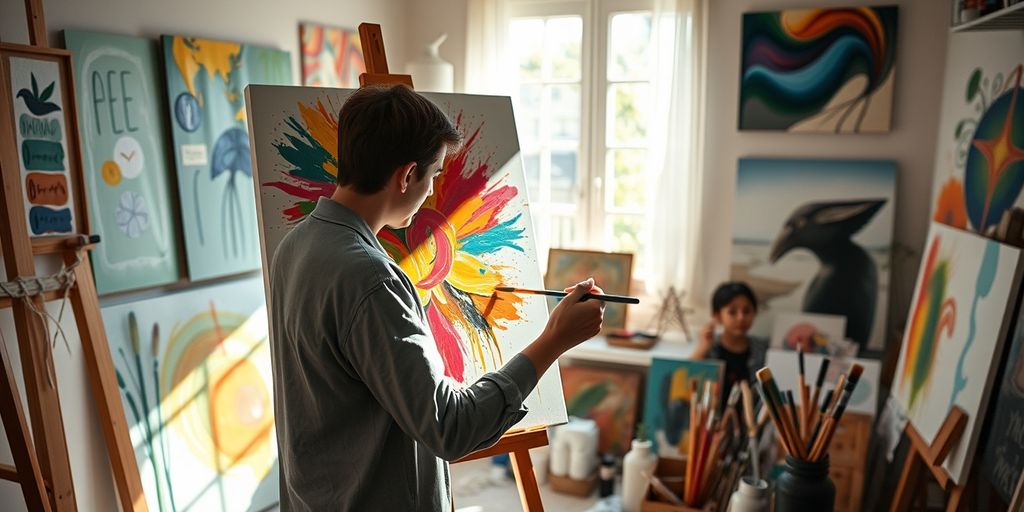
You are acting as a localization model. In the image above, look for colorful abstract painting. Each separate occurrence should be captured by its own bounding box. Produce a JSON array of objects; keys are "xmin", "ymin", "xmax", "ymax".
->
[
  {"xmin": 731, "ymin": 158, "xmax": 896, "ymax": 351},
  {"xmin": 765, "ymin": 349, "xmax": 880, "ymax": 416},
  {"xmin": 738, "ymin": 6, "xmax": 898, "ymax": 133},
  {"xmin": 560, "ymin": 365, "xmax": 641, "ymax": 456},
  {"xmin": 4, "ymin": 45, "xmax": 82, "ymax": 237},
  {"xmin": 769, "ymin": 312, "xmax": 854, "ymax": 357},
  {"xmin": 162, "ymin": 35, "xmax": 292, "ymax": 281},
  {"xmin": 930, "ymin": 31, "xmax": 1024, "ymax": 236},
  {"xmin": 642, "ymin": 358, "xmax": 722, "ymax": 459},
  {"xmin": 101, "ymin": 276, "xmax": 277, "ymax": 511},
  {"xmin": 545, "ymin": 249, "xmax": 633, "ymax": 330},
  {"xmin": 245, "ymin": 85, "xmax": 567, "ymax": 428},
  {"xmin": 892, "ymin": 221, "xmax": 1021, "ymax": 485},
  {"xmin": 982, "ymin": 295, "xmax": 1024, "ymax": 502},
  {"xmin": 64, "ymin": 30, "xmax": 180, "ymax": 294},
  {"xmin": 299, "ymin": 23, "xmax": 364, "ymax": 87}
]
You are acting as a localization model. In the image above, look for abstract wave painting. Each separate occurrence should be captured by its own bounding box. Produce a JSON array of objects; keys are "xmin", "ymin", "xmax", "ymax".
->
[
  {"xmin": 930, "ymin": 31, "xmax": 1024, "ymax": 235},
  {"xmin": 891, "ymin": 222, "xmax": 1021, "ymax": 485},
  {"xmin": 738, "ymin": 6, "xmax": 898, "ymax": 133},
  {"xmin": 299, "ymin": 23, "xmax": 365, "ymax": 88},
  {"xmin": 245, "ymin": 86, "xmax": 567, "ymax": 429}
]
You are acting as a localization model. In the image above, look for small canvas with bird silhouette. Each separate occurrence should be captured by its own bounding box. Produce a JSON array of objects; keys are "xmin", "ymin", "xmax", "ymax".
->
[
  {"xmin": 928, "ymin": 31, "xmax": 1024, "ymax": 237},
  {"xmin": 731, "ymin": 157, "xmax": 896, "ymax": 352},
  {"xmin": 560, "ymin": 365, "xmax": 642, "ymax": 456},
  {"xmin": 246, "ymin": 85, "xmax": 569, "ymax": 430},
  {"xmin": 642, "ymin": 358, "xmax": 723, "ymax": 459},
  {"xmin": 892, "ymin": 221, "xmax": 1022, "ymax": 485},
  {"xmin": 162, "ymin": 35, "xmax": 293, "ymax": 281},
  {"xmin": 64, "ymin": 30, "xmax": 182, "ymax": 295},
  {"xmin": 3, "ymin": 45, "xmax": 83, "ymax": 237},
  {"xmin": 100, "ymin": 275, "xmax": 277, "ymax": 512}
]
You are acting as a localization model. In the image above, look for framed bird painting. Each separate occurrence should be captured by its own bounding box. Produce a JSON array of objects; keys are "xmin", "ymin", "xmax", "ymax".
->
[
  {"xmin": 730, "ymin": 157, "xmax": 897, "ymax": 352},
  {"xmin": 245, "ymin": 85, "xmax": 568, "ymax": 430},
  {"xmin": 1, "ymin": 43, "xmax": 89, "ymax": 242}
]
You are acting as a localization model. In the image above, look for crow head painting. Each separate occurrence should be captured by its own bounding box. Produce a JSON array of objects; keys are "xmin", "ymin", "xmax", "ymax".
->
[{"xmin": 769, "ymin": 199, "xmax": 887, "ymax": 348}]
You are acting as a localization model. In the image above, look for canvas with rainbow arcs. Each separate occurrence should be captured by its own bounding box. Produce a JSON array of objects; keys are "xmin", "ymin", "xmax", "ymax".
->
[
  {"xmin": 245, "ymin": 85, "xmax": 568, "ymax": 429},
  {"xmin": 891, "ymin": 221, "xmax": 1021, "ymax": 485},
  {"xmin": 101, "ymin": 276, "xmax": 277, "ymax": 511},
  {"xmin": 738, "ymin": 6, "xmax": 898, "ymax": 133}
]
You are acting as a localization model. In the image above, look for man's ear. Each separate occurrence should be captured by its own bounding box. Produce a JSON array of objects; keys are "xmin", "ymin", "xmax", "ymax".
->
[{"xmin": 396, "ymin": 162, "xmax": 417, "ymax": 193}]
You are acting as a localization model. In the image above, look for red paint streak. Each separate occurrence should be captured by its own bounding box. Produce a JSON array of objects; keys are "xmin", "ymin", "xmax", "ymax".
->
[
  {"xmin": 427, "ymin": 302, "xmax": 464, "ymax": 381},
  {"xmin": 406, "ymin": 208, "xmax": 455, "ymax": 289}
]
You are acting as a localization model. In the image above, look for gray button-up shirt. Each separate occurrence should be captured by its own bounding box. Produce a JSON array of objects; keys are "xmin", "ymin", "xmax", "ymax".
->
[{"xmin": 270, "ymin": 198, "xmax": 538, "ymax": 511}]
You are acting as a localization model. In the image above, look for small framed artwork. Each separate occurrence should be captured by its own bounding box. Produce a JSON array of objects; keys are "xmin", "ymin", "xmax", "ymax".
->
[
  {"xmin": 560, "ymin": 364, "xmax": 643, "ymax": 456},
  {"xmin": 1, "ymin": 43, "xmax": 89, "ymax": 245},
  {"xmin": 545, "ymin": 249, "xmax": 634, "ymax": 330}
]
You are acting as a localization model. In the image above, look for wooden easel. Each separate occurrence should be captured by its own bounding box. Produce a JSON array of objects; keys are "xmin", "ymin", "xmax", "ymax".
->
[
  {"xmin": 890, "ymin": 406, "xmax": 969, "ymax": 511},
  {"xmin": 356, "ymin": 22, "xmax": 548, "ymax": 511},
  {"xmin": 0, "ymin": 2, "xmax": 146, "ymax": 511}
]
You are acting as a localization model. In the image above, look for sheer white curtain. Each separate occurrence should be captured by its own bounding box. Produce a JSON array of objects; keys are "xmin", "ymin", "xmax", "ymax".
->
[
  {"xmin": 647, "ymin": 0, "xmax": 707, "ymax": 306},
  {"xmin": 465, "ymin": 0, "xmax": 511, "ymax": 94}
]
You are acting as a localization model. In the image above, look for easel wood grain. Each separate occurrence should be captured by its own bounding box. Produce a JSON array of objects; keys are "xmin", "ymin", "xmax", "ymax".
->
[{"xmin": 356, "ymin": 22, "xmax": 547, "ymax": 510}]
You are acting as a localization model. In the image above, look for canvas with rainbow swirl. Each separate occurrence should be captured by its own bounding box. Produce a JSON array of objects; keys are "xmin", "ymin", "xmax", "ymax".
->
[
  {"xmin": 245, "ymin": 85, "xmax": 567, "ymax": 429},
  {"xmin": 891, "ymin": 221, "xmax": 1021, "ymax": 485}
]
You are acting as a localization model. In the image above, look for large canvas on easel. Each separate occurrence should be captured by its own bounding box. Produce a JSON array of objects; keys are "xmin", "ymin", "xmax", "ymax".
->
[
  {"xmin": 929, "ymin": 31, "xmax": 1024, "ymax": 236},
  {"xmin": 891, "ymin": 221, "xmax": 1021, "ymax": 485},
  {"xmin": 731, "ymin": 158, "xmax": 896, "ymax": 351},
  {"xmin": 64, "ymin": 30, "xmax": 181, "ymax": 294},
  {"xmin": 162, "ymin": 35, "xmax": 291, "ymax": 281},
  {"xmin": 245, "ymin": 85, "xmax": 568, "ymax": 428},
  {"xmin": 101, "ymin": 276, "xmax": 278, "ymax": 511}
]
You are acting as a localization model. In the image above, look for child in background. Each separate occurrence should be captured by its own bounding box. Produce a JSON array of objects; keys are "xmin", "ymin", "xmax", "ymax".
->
[{"xmin": 692, "ymin": 282, "xmax": 768, "ymax": 402}]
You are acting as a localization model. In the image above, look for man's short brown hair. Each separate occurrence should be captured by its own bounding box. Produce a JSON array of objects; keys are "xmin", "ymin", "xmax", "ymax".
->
[{"xmin": 336, "ymin": 85, "xmax": 462, "ymax": 193}]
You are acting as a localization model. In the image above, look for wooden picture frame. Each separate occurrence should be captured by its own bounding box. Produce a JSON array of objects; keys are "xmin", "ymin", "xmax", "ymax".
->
[
  {"xmin": 0, "ymin": 42, "xmax": 89, "ymax": 253},
  {"xmin": 545, "ymin": 248, "xmax": 634, "ymax": 330}
]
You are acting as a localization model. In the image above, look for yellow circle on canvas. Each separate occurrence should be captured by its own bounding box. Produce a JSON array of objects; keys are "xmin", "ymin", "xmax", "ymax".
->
[{"xmin": 101, "ymin": 160, "xmax": 122, "ymax": 186}]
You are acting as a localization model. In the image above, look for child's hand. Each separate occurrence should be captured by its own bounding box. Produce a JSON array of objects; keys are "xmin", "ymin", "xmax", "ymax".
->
[{"xmin": 699, "ymin": 321, "xmax": 715, "ymax": 349}]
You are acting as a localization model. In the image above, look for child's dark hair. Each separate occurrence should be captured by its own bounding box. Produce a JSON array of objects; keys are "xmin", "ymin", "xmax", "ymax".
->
[
  {"xmin": 336, "ymin": 85, "xmax": 462, "ymax": 193},
  {"xmin": 711, "ymin": 282, "xmax": 758, "ymax": 313}
]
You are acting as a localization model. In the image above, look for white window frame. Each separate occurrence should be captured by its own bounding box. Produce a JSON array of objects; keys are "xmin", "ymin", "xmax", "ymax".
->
[{"xmin": 505, "ymin": 0, "xmax": 656, "ymax": 266}]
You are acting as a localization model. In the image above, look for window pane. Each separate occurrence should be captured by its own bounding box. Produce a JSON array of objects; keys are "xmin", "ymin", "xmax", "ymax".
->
[
  {"xmin": 552, "ymin": 214, "xmax": 576, "ymax": 248},
  {"xmin": 608, "ymin": 12, "xmax": 652, "ymax": 80},
  {"xmin": 606, "ymin": 214, "xmax": 644, "ymax": 254},
  {"xmin": 510, "ymin": 19, "xmax": 544, "ymax": 81},
  {"xmin": 516, "ymin": 84, "xmax": 543, "ymax": 147},
  {"xmin": 550, "ymin": 150, "xmax": 578, "ymax": 204},
  {"xmin": 523, "ymin": 152, "xmax": 541, "ymax": 202},
  {"xmin": 545, "ymin": 17, "xmax": 582, "ymax": 81},
  {"xmin": 549, "ymin": 84, "xmax": 580, "ymax": 141},
  {"xmin": 608, "ymin": 149, "xmax": 646, "ymax": 209},
  {"xmin": 607, "ymin": 83, "xmax": 650, "ymax": 146}
]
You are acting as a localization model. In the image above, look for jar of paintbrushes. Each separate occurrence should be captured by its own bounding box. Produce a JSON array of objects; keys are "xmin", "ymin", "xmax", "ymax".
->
[{"xmin": 754, "ymin": 349, "xmax": 865, "ymax": 512}]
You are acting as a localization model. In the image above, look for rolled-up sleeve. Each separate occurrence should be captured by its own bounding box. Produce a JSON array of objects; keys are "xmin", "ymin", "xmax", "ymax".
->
[{"xmin": 340, "ymin": 277, "xmax": 539, "ymax": 461}]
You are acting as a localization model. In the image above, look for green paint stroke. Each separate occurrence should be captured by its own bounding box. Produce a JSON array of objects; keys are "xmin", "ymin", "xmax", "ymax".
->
[
  {"xmin": 19, "ymin": 114, "xmax": 61, "ymax": 141},
  {"xmin": 21, "ymin": 140, "xmax": 65, "ymax": 170}
]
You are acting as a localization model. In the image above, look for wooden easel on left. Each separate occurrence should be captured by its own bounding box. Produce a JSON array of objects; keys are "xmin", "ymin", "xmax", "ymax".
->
[
  {"xmin": 356, "ymin": 22, "xmax": 548, "ymax": 511},
  {"xmin": 0, "ymin": 1, "xmax": 146, "ymax": 510}
]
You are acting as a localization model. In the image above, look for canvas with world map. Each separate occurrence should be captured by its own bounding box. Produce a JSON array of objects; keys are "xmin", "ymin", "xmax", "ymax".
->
[{"xmin": 245, "ymin": 85, "xmax": 567, "ymax": 429}]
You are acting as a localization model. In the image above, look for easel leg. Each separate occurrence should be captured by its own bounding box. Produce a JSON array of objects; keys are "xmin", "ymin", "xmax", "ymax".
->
[
  {"xmin": 67, "ymin": 251, "xmax": 148, "ymax": 512},
  {"xmin": 0, "ymin": 328, "xmax": 51, "ymax": 511},
  {"xmin": 510, "ymin": 449, "xmax": 543, "ymax": 512},
  {"xmin": 891, "ymin": 450, "xmax": 922, "ymax": 512}
]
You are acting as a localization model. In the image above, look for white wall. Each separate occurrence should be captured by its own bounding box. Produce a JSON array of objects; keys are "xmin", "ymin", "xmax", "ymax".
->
[
  {"xmin": 408, "ymin": 0, "xmax": 468, "ymax": 92},
  {"xmin": 701, "ymin": 0, "xmax": 949, "ymax": 349},
  {"xmin": 0, "ymin": 1, "xmax": 411, "ymax": 510}
]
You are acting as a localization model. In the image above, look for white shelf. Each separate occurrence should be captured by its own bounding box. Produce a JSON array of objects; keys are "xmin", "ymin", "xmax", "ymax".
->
[
  {"xmin": 952, "ymin": 1, "xmax": 1024, "ymax": 32},
  {"xmin": 559, "ymin": 332, "xmax": 695, "ymax": 367}
]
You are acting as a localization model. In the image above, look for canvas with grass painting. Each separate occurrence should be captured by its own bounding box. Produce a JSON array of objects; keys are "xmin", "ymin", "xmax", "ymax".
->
[
  {"xmin": 892, "ymin": 221, "xmax": 1022, "ymax": 485},
  {"xmin": 246, "ymin": 85, "xmax": 567, "ymax": 429}
]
